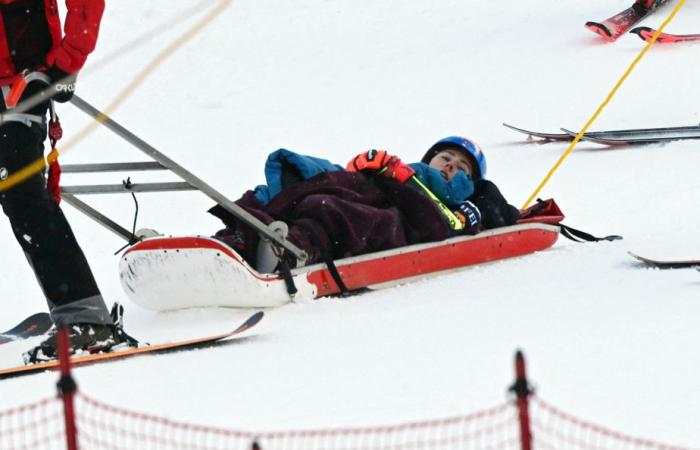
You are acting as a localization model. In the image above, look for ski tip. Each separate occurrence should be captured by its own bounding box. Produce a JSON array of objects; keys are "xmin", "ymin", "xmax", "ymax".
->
[
  {"xmin": 630, "ymin": 26, "xmax": 652, "ymax": 37},
  {"xmin": 627, "ymin": 251, "xmax": 643, "ymax": 260},
  {"xmin": 585, "ymin": 22, "xmax": 615, "ymax": 42},
  {"xmin": 630, "ymin": 26, "xmax": 659, "ymax": 43},
  {"xmin": 628, "ymin": 251, "xmax": 656, "ymax": 266},
  {"xmin": 240, "ymin": 311, "xmax": 265, "ymax": 330}
]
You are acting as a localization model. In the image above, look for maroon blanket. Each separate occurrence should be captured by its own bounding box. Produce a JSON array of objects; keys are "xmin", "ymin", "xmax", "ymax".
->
[{"xmin": 210, "ymin": 171, "xmax": 450, "ymax": 266}]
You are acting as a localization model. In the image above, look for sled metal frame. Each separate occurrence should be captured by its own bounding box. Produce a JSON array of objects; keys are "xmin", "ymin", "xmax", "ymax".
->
[{"xmin": 63, "ymin": 95, "xmax": 308, "ymax": 265}]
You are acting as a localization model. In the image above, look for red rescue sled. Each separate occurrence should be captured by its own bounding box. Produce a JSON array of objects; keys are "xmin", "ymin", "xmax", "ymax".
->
[{"xmin": 119, "ymin": 223, "xmax": 559, "ymax": 310}]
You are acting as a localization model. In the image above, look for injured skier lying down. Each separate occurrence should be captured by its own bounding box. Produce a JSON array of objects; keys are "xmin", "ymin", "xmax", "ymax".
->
[{"xmin": 209, "ymin": 136, "xmax": 521, "ymax": 273}]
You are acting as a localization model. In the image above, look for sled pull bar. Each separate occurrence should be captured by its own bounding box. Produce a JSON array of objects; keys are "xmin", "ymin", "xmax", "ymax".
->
[
  {"xmin": 62, "ymin": 182, "xmax": 196, "ymax": 195},
  {"xmin": 62, "ymin": 193, "xmax": 134, "ymax": 241},
  {"xmin": 69, "ymin": 95, "xmax": 308, "ymax": 265},
  {"xmin": 61, "ymin": 162, "xmax": 166, "ymax": 173}
]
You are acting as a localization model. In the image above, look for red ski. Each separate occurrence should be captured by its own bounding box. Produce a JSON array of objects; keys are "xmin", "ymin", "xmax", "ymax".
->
[
  {"xmin": 630, "ymin": 26, "xmax": 700, "ymax": 43},
  {"xmin": 585, "ymin": 0, "xmax": 669, "ymax": 42}
]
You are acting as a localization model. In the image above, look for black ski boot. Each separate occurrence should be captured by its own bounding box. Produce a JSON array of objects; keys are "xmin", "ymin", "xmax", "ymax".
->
[
  {"xmin": 44, "ymin": 324, "xmax": 113, "ymax": 355},
  {"xmin": 23, "ymin": 303, "xmax": 139, "ymax": 363}
]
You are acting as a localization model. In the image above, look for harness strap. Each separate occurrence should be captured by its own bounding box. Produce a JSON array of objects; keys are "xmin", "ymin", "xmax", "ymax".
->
[{"xmin": 0, "ymin": 112, "xmax": 46, "ymax": 127}]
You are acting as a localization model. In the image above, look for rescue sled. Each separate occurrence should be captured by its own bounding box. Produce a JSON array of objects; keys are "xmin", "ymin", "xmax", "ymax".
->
[
  {"xmin": 60, "ymin": 94, "xmax": 561, "ymax": 311},
  {"xmin": 119, "ymin": 223, "xmax": 559, "ymax": 310}
]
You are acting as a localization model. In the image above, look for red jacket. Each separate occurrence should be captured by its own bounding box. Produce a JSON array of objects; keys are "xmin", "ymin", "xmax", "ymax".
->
[{"xmin": 0, "ymin": 0, "xmax": 105, "ymax": 85}]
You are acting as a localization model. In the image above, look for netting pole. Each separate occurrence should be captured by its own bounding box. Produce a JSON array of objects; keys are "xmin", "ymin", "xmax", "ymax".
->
[
  {"xmin": 57, "ymin": 327, "xmax": 79, "ymax": 450},
  {"xmin": 510, "ymin": 350, "xmax": 532, "ymax": 450}
]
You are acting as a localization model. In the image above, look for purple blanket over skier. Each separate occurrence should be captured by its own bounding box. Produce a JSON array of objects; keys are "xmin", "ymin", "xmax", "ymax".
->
[{"xmin": 210, "ymin": 171, "xmax": 450, "ymax": 265}]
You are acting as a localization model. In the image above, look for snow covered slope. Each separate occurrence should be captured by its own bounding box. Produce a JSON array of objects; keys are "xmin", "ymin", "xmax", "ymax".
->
[{"xmin": 1, "ymin": 0, "xmax": 699, "ymax": 447}]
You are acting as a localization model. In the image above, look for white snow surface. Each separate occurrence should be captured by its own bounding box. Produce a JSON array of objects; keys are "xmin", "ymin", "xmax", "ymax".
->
[{"xmin": 1, "ymin": 0, "xmax": 700, "ymax": 447}]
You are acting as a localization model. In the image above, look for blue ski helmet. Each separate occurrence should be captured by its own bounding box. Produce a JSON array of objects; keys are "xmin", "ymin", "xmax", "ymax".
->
[{"xmin": 421, "ymin": 136, "xmax": 487, "ymax": 180}]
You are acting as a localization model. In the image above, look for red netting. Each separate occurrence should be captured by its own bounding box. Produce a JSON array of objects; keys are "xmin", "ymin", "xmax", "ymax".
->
[
  {"xmin": 0, "ymin": 396, "xmax": 65, "ymax": 450},
  {"xmin": 530, "ymin": 395, "xmax": 694, "ymax": 450},
  {"xmin": 1, "ymin": 392, "xmax": 696, "ymax": 450},
  {"xmin": 75, "ymin": 393, "xmax": 518, "ymax": 450}
]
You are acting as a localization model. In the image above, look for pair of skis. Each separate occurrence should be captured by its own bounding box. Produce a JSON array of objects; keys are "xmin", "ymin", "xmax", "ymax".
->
[
  {"xmin": 0, "ymin": 311, "xmax": 264, "ymax": 379},
  {"xmin": 503, "ymin": 123, "xmax": 700, "ymax": 145},
  {"xmin": 587, "ymin": 0, "xmax": 700, "ymax": 43}
]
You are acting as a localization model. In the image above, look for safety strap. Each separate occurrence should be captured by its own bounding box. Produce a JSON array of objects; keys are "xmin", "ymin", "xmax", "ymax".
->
[
  {"xmin": 295, "ymin": 221, "xmax": 351, "ymax": 296},
  {"xmin": 559, "ymin": 223, "xmax": 623, "ymax": 243}
]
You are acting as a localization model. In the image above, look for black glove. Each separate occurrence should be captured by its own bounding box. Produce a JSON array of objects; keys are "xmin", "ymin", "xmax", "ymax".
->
[
  {"xmin": 456, "ymin": 200, "xmax": 482, "ymax": 230},
  {"xmin": 45, "ymin": 66, "xmax": 77, "ymax": 103}
]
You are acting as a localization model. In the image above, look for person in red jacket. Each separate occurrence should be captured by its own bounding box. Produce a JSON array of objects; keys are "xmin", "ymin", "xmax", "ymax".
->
[{"xmin": 0, "ymin": 0, "xmax": 116, "ymax": 360}]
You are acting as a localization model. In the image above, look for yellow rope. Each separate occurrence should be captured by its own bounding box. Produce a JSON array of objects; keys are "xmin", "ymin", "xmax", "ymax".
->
[
  {"xmin": 521, "ymin": 0, "xmax": 686, "ymax": 209},
  {"xmin": 0, "ymin": 0, "xmax": 233, "ymax": 192}
]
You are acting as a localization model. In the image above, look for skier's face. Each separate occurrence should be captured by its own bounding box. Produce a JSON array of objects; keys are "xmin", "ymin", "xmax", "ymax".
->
[{"xmin": 429, "ymin": 149, "xmax": 473, "ymax": 180}]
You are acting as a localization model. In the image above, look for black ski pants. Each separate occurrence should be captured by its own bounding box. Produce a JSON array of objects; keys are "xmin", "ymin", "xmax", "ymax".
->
[{"xmin": 0, "ymin": 94, "xmax": 111, "ymax": 326}]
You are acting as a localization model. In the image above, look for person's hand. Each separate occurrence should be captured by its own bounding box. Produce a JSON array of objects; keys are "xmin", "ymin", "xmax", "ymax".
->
[
  {"xmin": 455, "ymin": 200, "xmax": 482, "ymax": 230},
  {"xmin": 45, "ymin": 66, "xmax": 77, "ymax": 103},
  {"xmin": 346, "ymin": 149, "xmax": 391, "ymax": 172},
  {"xmin": 346, "ymin": 149, "xmax": 415, "ymax": 183},
  {"xmin": 381, "ymin": 155, "xmax": 415, "ymax": 183}
]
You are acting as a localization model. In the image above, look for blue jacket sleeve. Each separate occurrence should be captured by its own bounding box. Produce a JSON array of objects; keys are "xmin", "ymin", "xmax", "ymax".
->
[
  {"xmin": 254, "ymin": 149, "xmax": 344, "ymax": 205},
  {"xmin": 408, "ymin": 162, "xmax": 475, "ymax": 207}
]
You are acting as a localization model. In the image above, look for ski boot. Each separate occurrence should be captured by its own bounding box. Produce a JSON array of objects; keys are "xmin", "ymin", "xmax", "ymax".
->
[{"xmin": 23, "ymin": 303, "xmax": 139, "ymax": 363}]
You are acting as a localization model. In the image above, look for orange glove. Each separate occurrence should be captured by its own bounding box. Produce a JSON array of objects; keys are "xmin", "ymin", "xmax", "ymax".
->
[
  {"xmin": 347, "ymin": 150, "xmax": 415, "ymax": 183},
  {"xmin": 346, "ymin": 149, "xmax": 391, "ymax": 172}
]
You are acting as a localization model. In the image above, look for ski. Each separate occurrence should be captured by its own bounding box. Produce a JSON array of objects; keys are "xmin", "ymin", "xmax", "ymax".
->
[
  {"xmin": 0, "ymin": 311, "xmax": 264, "ymax": 379},
  {"xmin": 585, "ymin": 0, "xmax": 669, "ymax": 42},
  {"xmin": 628, "ymin": 252, "xmax": 700, "ymax": 269},
  {"xmin": 560, "ymin": 126, "xmax": 700, "ymax": 145},
  {"xmin": 502, "ymin": 123, "xmax": 572, "ymax": 141},
  {"xmin": 504, "ymin": 123, "xmax": 700, "ymax": 145},
  {"xmin": 630, "ymin": 26, "xmax": 700, "ymax": 43},
  {"xmin": 0, "ymin": 313, "xmax": 53, "ymax": 346}
]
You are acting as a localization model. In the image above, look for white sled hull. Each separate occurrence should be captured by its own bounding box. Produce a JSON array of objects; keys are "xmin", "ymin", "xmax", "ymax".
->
[{"xmin": 120, "ymin": 236, "xmax": 316, "ymax": 310}]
